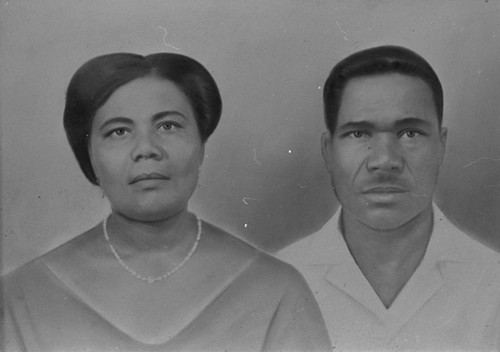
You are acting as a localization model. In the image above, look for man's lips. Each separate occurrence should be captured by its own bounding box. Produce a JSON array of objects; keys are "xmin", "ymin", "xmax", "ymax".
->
[
  {"xmin": 362, "ymin": 186, "xmax": 408, "ymax": 194},
  {"xmin": 129, "ymin": 172, "xmax": 170, "ymax": 184}
]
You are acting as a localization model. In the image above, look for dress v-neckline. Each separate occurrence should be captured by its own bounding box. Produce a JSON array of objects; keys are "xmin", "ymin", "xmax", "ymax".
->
[{"xmin": 42, "ymin": 234, "xmax": 257, "ymax": 345}]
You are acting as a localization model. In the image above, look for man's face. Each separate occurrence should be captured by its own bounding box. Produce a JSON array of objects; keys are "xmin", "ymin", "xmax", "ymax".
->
[{"xmin": 322, "ymin": 73, "xmax": 447, "ymax": 230}]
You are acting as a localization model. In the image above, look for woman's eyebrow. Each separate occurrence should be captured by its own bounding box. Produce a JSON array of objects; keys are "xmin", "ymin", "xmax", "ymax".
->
[
  {"xmin": 152, "ymin": 110, "xmax": 187, "ymax": 123},
  {"xmin": 98, "ymin": 111, "xmax": 187, "ymax": 131},
  {"xmin": 98, "ymin": 117, "xmax": 133, "ymax": 131}
]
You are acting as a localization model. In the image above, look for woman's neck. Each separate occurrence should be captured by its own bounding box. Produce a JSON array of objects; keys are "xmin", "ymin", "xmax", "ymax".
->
[{"xmin": 106, "ymin": 209, "xmax": 197, "ymax": 254}]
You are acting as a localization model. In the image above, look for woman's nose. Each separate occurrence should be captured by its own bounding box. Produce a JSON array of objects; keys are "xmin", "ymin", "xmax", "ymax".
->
[
  {"xmin": 131, "ymin": 132, "xmax": 164, "ymax": 161},
  {"xmin": 366, "ymin": 135, "xmax": 404, "ymax": 172}
]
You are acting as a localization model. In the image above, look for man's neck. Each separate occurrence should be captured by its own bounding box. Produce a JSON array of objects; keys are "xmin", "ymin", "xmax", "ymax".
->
[{"xmin": 341, "ymin": 206, "xmax": 434, "ymax": 308}]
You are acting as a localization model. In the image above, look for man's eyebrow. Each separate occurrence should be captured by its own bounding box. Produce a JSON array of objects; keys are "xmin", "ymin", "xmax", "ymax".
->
[
  {"xmin": 393, "ymin": 117, "xmax": 432, "ymax": 128},
  {"xmin": 98, "ymin": 111, "xmax": 187, "ymax": 131},
  {"xmin": 337, "ymin": 121, "xmax": 375, "ymax": 132},
  {"xmin": 337, "ymin": 118, "xmax": 432, "ymax": 133}
]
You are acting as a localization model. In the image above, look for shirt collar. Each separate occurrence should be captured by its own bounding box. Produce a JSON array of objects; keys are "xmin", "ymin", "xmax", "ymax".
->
[
  {"xmin": 292, "ymin": 203, "xmax": 496, "ymax": 326},
  {"xmin": 303, "ymin": 203, "xmax": 482, "ymax": 266}
]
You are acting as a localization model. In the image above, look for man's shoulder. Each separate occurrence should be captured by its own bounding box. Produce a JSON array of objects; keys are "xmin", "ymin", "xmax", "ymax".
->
[
  {"xmin": 276, "ymin": 210, "xmax": 340, "ymax": 267},
  {"xmin": 433, "ymin": 206, "xmax": 500, "ymax": 261},
  {"xmin": 431, "ymin": 206, "xmax": 500, "ymax": 291},
  {"xmin": 276, "ymin": 235, "xmax": 315, "ymax": 267}
]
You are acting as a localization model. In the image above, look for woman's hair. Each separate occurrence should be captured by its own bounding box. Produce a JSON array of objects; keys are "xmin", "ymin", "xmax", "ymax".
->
[
  {"xmin": 323, "ymin": 45, "xmax": 443, "ymax": 134},
  {"xmin": 63, "ymin": 52, "xmax": 222, "ymax": 185}
]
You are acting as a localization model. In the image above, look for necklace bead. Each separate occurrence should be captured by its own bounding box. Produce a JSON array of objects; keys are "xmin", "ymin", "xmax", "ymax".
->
[{"xmin": 103, "ymin": 216, "xmax": 202, "ymax": 284}]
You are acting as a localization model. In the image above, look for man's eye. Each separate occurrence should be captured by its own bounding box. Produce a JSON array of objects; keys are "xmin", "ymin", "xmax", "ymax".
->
[
  {"xmin": 401, "ymin": 130, "xmax": 422, "ymax": 139},
  {"xmin": 350, "ymin": 131, "xmax": 367, "ymax": 138}
]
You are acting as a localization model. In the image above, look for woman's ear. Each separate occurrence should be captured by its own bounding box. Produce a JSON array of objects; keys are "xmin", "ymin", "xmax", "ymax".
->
[
  {"xmin": 198, "ymin": 143, "xmax": 206, "ymax": 168},
  {"xmin": 87, "ymin": 135, "xmax": 99, "ymax": 185},
  {"xmin": 438, "ymin": 126, "xmax": 447, "ymax": 166},
  {"xmin": 88, "ymin": 143, "xmax": 94, "ymax": 172}
]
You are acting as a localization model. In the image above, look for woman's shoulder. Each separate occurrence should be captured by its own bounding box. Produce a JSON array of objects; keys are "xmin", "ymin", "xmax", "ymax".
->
[
  {"xmin": 200, "ymin": 220, "xmax": 306, "ymax": 287},
  {"xmin": 200, "ymin": 220, "xmax": 256, "ymax": 256},
  {"xmin": 47, "ymin": 222, "xmax": 106, "ymax": 260},
  {"xmin": 2, "ymin": 256, "xmax": 46, "ymax": 294},
  {"xmin": 2, "ymin": 222, "xmax": 104, "ymax": 290}
]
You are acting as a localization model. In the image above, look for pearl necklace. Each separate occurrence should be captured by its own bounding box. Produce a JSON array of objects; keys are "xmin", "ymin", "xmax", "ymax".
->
[{"xmin": 103, "ymin": 216, "xmax": 202, "ymax": 284}]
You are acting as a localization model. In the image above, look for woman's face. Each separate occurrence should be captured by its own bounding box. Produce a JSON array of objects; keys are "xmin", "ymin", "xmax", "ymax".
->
[{"xmin": 89, "ymin": 76, "xmax": 204, "ymax": 222}]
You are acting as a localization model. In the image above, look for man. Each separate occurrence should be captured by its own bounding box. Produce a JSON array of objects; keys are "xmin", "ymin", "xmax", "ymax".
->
[{"xmin": 279, "ymin": 45, "xmax": 500, "ymax": 351}]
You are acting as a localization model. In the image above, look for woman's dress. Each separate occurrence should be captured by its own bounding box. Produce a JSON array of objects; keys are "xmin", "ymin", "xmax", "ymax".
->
[{"xmin": 2, "ymin": 221, "xmax": 331, "ymax": 352}]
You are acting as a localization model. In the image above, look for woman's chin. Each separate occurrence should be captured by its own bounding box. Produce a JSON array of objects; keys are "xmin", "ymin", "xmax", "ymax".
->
[{"xmin": 113, "ymin": 204, "xmax": 188, "ymax": 223}]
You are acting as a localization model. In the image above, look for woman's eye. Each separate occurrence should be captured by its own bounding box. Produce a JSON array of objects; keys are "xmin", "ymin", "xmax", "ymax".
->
[
  {"xmin": 108, "ymin": 128, "xmax": 128, "ymax": 137},
  {"xmin": 158, "ymin": 122, "xmax": 177, "ymax": 131}
]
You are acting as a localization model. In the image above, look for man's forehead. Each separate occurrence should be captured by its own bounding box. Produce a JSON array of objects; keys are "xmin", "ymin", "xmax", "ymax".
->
[
  {"xmin": 337, "ymin": 73, "xmax": 438, "ymax": 126},
  {"xmin": 342, "ymin": 73, "xmax": 432, "ymax": 98}
]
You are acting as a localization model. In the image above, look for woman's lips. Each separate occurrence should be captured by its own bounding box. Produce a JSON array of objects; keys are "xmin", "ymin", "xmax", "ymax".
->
[{"xmin": 129, "ymin": 172, "xmax": 170, "ymax": 184}]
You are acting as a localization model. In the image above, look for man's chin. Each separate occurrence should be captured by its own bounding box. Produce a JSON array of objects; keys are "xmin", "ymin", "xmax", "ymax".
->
[{"xmin": 359, "ymin": 208, "xmax": 422, "ymax": 232}]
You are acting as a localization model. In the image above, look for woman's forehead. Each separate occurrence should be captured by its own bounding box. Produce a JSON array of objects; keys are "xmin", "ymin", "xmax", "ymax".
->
[{"xmin": 94, "ymin": 77, "xmax": 193, "ymax": 123}]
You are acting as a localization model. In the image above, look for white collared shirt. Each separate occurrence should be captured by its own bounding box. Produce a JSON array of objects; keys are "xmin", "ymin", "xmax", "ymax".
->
[{"xmin": 278, "ymin": 205, "xmax": 500, "ymax": 351}]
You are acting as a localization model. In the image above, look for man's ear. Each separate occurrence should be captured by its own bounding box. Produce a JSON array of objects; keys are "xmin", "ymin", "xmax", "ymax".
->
[
  {"xmin": 321, "ymin": 131, "xmax": 334, "ymax": 173},
  {"xmin": 439, "ymin": 126, "xmax": 447, "ymax": 166}
]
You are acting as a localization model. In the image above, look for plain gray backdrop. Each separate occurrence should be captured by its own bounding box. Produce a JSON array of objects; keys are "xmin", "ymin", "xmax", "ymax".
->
[{"xmin": 1, "ymin": 0, "xmax": 499, "ymax": 275}]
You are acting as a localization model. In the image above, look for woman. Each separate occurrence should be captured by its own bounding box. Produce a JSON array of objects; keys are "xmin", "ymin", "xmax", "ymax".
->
[{"xmin": 1, "ymin": 53, "xmax": 330, "ymax": 351}]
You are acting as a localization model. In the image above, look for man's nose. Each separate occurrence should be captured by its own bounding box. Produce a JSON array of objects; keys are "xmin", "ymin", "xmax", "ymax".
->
[
  {"xmin": 366, "ymin": 135, "xmax": 404, "ymax": 172},
  {"xmin": 131, "ymin": 132, "xmax": 164, "ymax": 161}
]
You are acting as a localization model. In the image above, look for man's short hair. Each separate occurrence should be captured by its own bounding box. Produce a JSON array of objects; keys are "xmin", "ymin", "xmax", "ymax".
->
[{"xmin": 323, "ymin": 45, "xmax": 443, "ymax": 134}]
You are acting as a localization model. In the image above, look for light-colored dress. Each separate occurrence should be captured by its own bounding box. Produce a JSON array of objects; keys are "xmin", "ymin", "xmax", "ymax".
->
[{"xmin": 2, "ymin": 221, "xmax": 331, "ymax": 352}]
